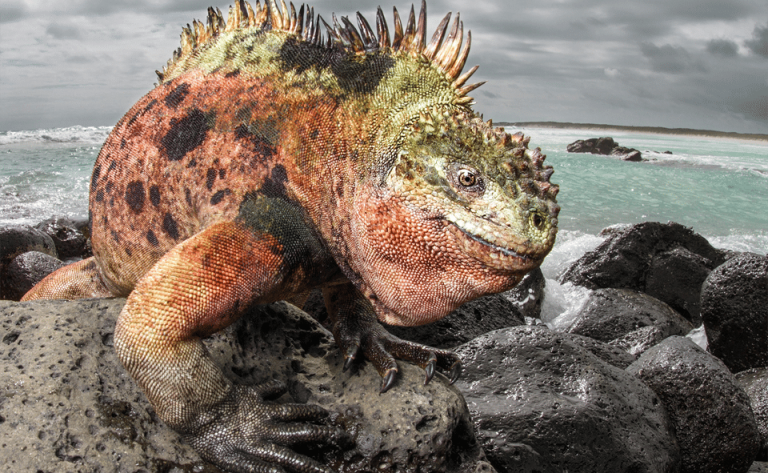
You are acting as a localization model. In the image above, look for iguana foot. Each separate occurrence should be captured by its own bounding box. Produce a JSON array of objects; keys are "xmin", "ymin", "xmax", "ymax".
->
[
  {"xmin": 335, "ymin": 315, "xmax": 461, "ymax": 393},
  {"xmin": 184, "ymin": 381, "xmax": 347, "ymax": 473}
]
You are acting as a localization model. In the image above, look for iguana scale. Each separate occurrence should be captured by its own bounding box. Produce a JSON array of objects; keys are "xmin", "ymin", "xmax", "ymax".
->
[{"xmin": 23, "ymin": 1, "xmax": 560, "ymax": 471}]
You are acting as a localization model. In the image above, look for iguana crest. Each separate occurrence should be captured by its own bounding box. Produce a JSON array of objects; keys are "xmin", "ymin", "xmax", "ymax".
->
[{"xmin": 157, "ymin": 0, "xmax": 484, "ymax": 106}]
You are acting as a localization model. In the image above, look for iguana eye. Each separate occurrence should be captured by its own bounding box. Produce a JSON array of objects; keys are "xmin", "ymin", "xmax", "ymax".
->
[
  {"xmin": 448, "ymin": 164, "xmax": 484, "ymax": 197},
  {"xmin": 458, "ymin": 169, "xmax": 477, "ymax": 187}
]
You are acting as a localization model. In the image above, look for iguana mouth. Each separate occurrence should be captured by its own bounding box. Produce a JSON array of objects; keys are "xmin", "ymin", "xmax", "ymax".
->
[{"xmin": 454, "ymin": 226, "xmax": 532, "ymax": 261}]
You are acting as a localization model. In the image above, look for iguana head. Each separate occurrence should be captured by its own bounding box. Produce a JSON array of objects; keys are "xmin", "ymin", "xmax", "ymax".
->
[
  {"xmin": 338, "ymin": 2, "xmax": 559, "ymax": 326},
  {"xmin": 352, "ymin": 108, "xmax": 559, "ymax": 326}
]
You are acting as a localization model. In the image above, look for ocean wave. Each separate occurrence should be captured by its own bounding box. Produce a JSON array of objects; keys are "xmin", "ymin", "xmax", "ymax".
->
[{"xmin": 0, "ymin": 126, "xmax": 113, "ymax": 146}]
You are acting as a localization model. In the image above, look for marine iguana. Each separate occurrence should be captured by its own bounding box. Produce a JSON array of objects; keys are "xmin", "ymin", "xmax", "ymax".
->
[{"xmin": 23, "ymin": 0, "xmax": 560, "ymax": 470}]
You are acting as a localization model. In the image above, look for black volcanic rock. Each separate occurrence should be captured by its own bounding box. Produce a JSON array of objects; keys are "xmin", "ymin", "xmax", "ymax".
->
[
  {"xmin": 455, "ymin": 326, "xmax": 680, "ymax": 472},
  {"xmin": 559, "ymin": 221, "xmax": 729, "ymax": 324},
  {"xmin": 567, "ymin": 137, "xmax": 644, "ymax": 161},
  {"xmin": 701, "ymin": 253, "xmax": 768, "ymax": 373},
  {"xmin": 627, "ymin": 336, "xmax": 761, "ymax": 473}
]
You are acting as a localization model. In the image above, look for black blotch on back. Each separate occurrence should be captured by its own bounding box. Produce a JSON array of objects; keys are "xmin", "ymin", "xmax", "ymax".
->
[
  {"xmin": 110, "ymin": 229, "xmax": 120, "ymax": 243},
  {"xmin": 162, "ymin": 213, "xmax": 180, "ymax": 240},
  {"xmin": 185, "ymin": 188, "xmax": 193, "ymax": 206},
  {"xmin": 225, "ymin": 69, "xmax": 241, "ymax": 78},
  {"xmin": 234, "ymin": 124, "xmax": 277, "ymax": 161},
  {"xmin": 206, "ymin": 168, "xmax": 217, "ymax": 191},
  {"xmin": 149, "ymin": 185, "xmax": 161, "ymax": 206},
  {"xmin": 161, "ymin": 108, "xmax": 210, "ymax": 161},
  {"xmin": 210, "ymin": 189, "xmax": 232, "ymax": 205},
  {"xmin": 91, "ymin": 165, "xmax": 101, "ymax": 189},
  {"xmin": 125, "ymin": 181, "xmax": 145, "ymax": 213},
  {"xmin": 278, "ymin": 38, "xmax": 394, "ymax": 95},
  {"xmin": 164, "ymin": 83, "xmax": 191, "ymax": 108},
  {"xmin": 95, "ymin": 190, "xmax": 104, "ymax": 202},
  {"xmin": 143, "ymin": 99, "xmax": 158, "ymax": 113},
  {"xmin": 146, "ymin": 229, "xmax": 159, "ymax": 247},
  {"xmin": 105, "ymin": 182, "xmax": 113, "ymax": 194},
  {"xmin": 260, "ymin": 165, "xmax": 288, "ymax": 198},
  {"xmin": 219, "ymin": 168, "xmax": 226, "ymax": 179}
]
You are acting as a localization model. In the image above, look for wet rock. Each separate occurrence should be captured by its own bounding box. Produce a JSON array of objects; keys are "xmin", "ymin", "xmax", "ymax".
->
[
  {"xmin": 566, "ymin": 137, "xmax": 643, "ymax": 161},
  {"xmin": 611, "ymin": 146, "xmax": 643, "ymax": 161},
  {"xmin": 0, "ymin": 299, "xmax": 491, "ymax": 472},
  {"xmin": 566, "ymin": 331, "xmax": 638, "ymax": 369},
  {"xmin": 701, "ymin": 253, "xmax": 768, "ymax": 373},
  {"xmin": 4, "ymin": 251, "xmax": 65, "ymax": 300},
  {"xmin": 384, "ymin": 293, "xmax": 525, "ymax": 349},
  {"xmin": 608, "ymin": 325, "xmax": 669, "ymax": 357},
  {"xmin": 305, "ymin": 290, "xmax": 526, "ymax": 350},
  {"xmin": 736, "ymin": 368, "xmax": 768, "ymax": 461},
  {"xmin": 35, "ymin": 216, "xmax": 90, "ymax": 259},
  {"xmin": 0, "ymin": 225, "xmax": 58, "ymax": 300},
  {"xmin": 627, "ymin": 336, "xmax": 761, "ymax": 473},
  {"xmin": 563, "ymin": 288, "xmax": 693, "ymax": 342},
  {"xmin": 455, "ymin": 326, "xmax": 680, "ymax": 473},
  {"xmin": 502, "ymin": 267, "xmax": 546, "ymax": 321},
  {"xmin": 559, "ymin": 221, "xmax": 728, "ymax": 324}
]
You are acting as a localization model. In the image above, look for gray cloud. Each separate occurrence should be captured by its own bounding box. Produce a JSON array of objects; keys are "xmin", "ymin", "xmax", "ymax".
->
[
  {"xmin": 707, "ymin": 39, "xmax": 739, "ymax": 57},
  {"xmin": 640, "ymin": 43, "xmax": 707, "ymax": 74},
  {"xmin": 1, "ymin": 0, "xmax": 767, "ymax": 133},
  {"xmin": 46, "ymin": 23, "xmax": 82, "ymax": 40},
  {"xmin": 745, "ymin": 22, "xmax": 768, "ymax": 57}
]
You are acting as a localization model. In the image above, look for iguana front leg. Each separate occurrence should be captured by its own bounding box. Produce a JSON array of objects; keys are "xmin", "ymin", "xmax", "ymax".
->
[
  {"xmin": 115, "ymin": 221, "xmax": 344, "ymax": 473},
  {"xmin": 323, "ymin": 283, "xmax": 461, "ymax": 393}
]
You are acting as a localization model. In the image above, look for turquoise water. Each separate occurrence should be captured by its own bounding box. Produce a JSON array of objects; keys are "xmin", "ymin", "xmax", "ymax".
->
[{"xmin": 1, "ymin": 125, "xmax": 766, "ymax": 257}]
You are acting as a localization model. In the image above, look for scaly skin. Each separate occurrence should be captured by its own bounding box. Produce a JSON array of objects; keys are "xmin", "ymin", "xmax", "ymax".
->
[{"xmin": 22, "ymin": 1, "xmax": 560, "ymax": 471}]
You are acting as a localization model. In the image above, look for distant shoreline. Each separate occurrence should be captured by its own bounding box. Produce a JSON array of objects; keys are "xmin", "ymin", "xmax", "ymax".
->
[{"xmin": 498, "ymin": 121, "xmax": 768, "ymax": 143}]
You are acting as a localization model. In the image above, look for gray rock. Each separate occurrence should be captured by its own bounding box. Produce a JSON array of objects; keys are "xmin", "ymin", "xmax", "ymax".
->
[
  {"xmin": 0, "ymin": 225, "xmax": 58, "ymax": 300},
  {"xmin": 559, "ymin": 221, "xmax": 727, "ymax": 324},
  {"xmin": 736, "ymin": 368, "xmax": 768, "ymax": 461},
  {"xmin": 35, "ymin": 216, "xmax": 90, "ymax": 259},
  {"xmin": 627, "ymin": 336, "xmax": 761, "ymax": 473},
  {"xmin": 502, "ymin": 267, "xmax": 546, "ymax": 321},
  {"xmin": 383, "ymin": 293, "xmax": 525, "ymax": 349},
  {"xmin": 565, "ymin": 331, "xmax": 638, "ymax": 369},
  {"xmin": 608, "ymin": 325, "xmax": 669, "ymax": 357},
  {"xmin": 454, "ymin": 326, "xmax": 680, "ymax": 473},
  {"xmin": 563, "ymin": 288, "xmax": 693, "ymax": 342},
  {"xmin": 0, "ymin": 299, "xmax": 491, "ymax": 472},
  {"xmin": 5, "ymin": 251, "xmax": 65, "ymax": 300},
  {"xmin": 305, "ymin": 290, "xmax": 526, "ymax": 350},
  {"xmin": 701, "ymin": 253, "xmax": 768, "ymax": 373}
]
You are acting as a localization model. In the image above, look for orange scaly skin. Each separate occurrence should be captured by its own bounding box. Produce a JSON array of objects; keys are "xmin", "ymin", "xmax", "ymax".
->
[{"xmin": 23, "ymin": 1, "xmax": 560, "ymax": 471}]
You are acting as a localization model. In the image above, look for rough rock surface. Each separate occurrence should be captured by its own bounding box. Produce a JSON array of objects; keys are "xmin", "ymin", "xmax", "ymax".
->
[
  {"xmin": 0, "ymin": 225, "xmax": 58, "ymax": 300},
  {"xmin": 627, "ymin": 336, "xmax": 761, "ymax": 473},
  {"xmin": 559, "ymin": 221, "xmax": 728, "ymax": 324},
  {"xmin": 701, "ymin": 253, "xmax": 768, "ymax": 373},
  {"xmin": 563, "ymin": 288, "xmax": 694, "ymax": 342},
  {"xmin": 4, "ymin": 251, "xmax": 65, "ymax": 301},
  {"xmin": 566, "ymin": 137, "xmax": 643, "ymax": 161},
  {"xmin": 305, "ymin": 290, "xmax": 526, "ymax": 350},
  {"xmin": 502, "ymin": 267, "xmax": 546, "ymax": 321},
  {"xmin": 736, "ymin": 368, "xmax": 768, "ymax": 461},
  {"xmin": 0, "ymin": 299, "xmax": 492, "ymax": 472},
  {"xmin": 608, "ymin": 325, "xmax": 669, "ymax": 357},
  {"xmin": 454, "ymin": 325, "xmax": 679, "ymax": 473},
  {"xmin": 35, "ymin": 216, "xmax": 90, "ymax": 259}
]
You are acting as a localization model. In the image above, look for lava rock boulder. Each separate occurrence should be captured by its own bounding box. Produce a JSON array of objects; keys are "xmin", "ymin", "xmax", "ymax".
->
[
  {"xmin": 701, "ymin": 253, "xmax": 768, "ymax": 373},
  {"xmin": 627, "ymin": 336, "xmax": 761, "ymax": 473},
  {"xmin": 454, "ymin": 325, "xmax": 680, "ymax": 473}
]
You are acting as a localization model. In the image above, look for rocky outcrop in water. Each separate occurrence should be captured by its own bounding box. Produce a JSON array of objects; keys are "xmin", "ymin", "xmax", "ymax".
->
[
  {"xmin": 566, "ymin": 137, "xmax": 643, "ymax": 161},
  {"xmin": 559, "ymin": 221, "xmax": 729, "ymax": 325},
  {"xmin": 0, "ymin": 225, "xmax": 60, "ymax": 300}
]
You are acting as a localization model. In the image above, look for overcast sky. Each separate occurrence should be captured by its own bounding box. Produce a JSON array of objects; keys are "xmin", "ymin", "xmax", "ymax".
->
[{"xmin": 1, "ymin": 0, "xmax": 767, "ymax": 133}]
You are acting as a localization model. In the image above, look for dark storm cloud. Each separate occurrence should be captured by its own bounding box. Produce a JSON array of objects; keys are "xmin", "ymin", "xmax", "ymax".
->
[
  {"xmin": 640, "ymin": 43, "xmax": 707, "ymax": 74},
  {"xmin": 707, "ymin": 39, "xmax": 739, "ymax": 57},
  {"xmin": 1, "ymin": 0, "xmax": 768, "ymax": 133},
  {"xmin": 745, "ymin": 22, "xmax": 768, "ymax": 57}
]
